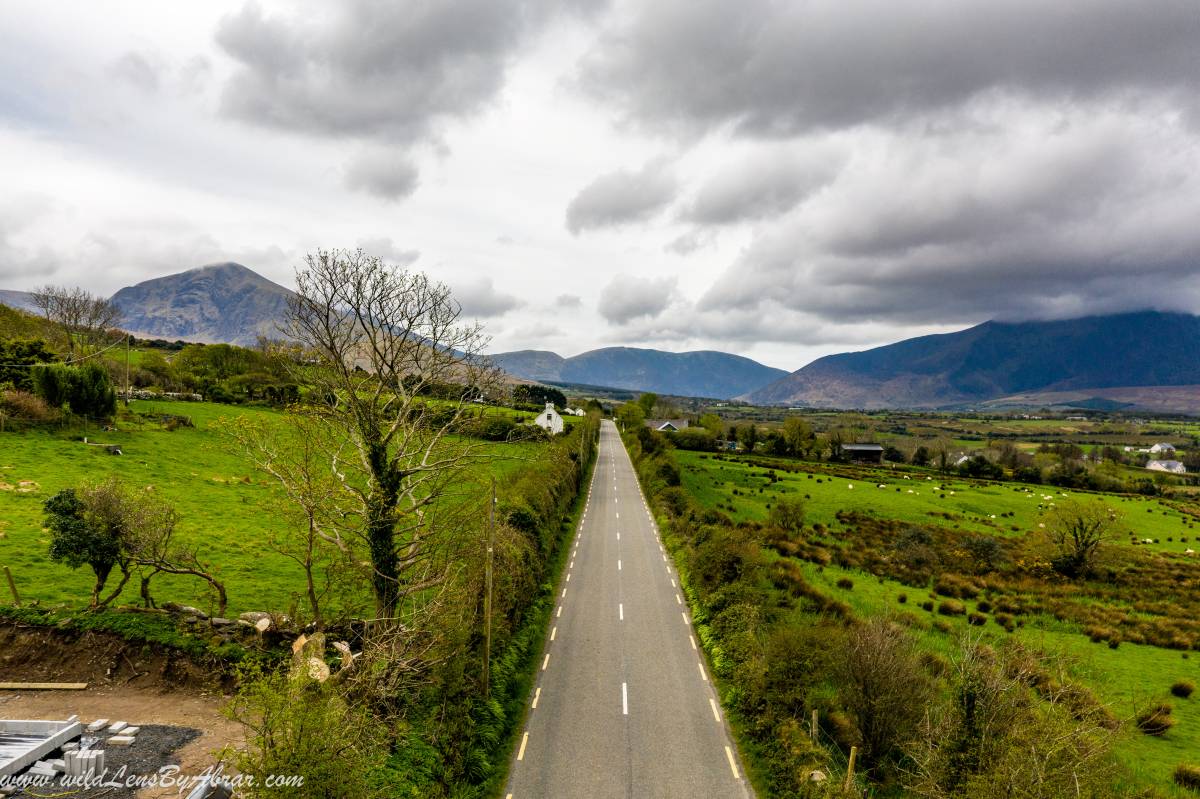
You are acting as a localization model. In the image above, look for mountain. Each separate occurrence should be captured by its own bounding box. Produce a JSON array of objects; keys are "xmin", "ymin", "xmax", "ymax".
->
[
  {"xmin": 744, "ymin": 311, "xmax": 1200, "ymax": 410},
  {"xmin": 490, "ymin": 346, "xmax": 788, "ymax": 399},
  {"xmin": 110, "ymin": 262, "xmax": 293, "ymax": 346},
  {"xmin": 0, "ymin": 289, "xmax": 38, "ymax": 313}
]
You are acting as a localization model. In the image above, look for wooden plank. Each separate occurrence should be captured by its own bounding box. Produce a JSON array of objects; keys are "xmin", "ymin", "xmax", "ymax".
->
[{"xmin": 0, "ymin": 682, "xmax": 88, "ymax": 691}]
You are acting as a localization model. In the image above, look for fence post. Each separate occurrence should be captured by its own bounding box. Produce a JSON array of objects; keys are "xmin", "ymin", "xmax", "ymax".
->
[
  {"xmin": 3, "ymin": 566, "xmax": 20, "ymax": 606},
  {"xmin": 843, "ymin": 745, "xmax": 857, "ymax": 793},
  {"xmin": 811, "ymin": 708, "xmax": 818, "ymax": 741}
]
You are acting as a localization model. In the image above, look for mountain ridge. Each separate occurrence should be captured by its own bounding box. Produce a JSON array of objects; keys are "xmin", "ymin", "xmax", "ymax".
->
[
  {"xmin": 744, "ymin": 311, "xmax": 1200, "ymax": 410},
  {"xmin": 490, "ymin": 346, "xmax": 787, "ymax": 399},
  {"xmin": 110, "ymin": 262, "xmax": 294, "ymax": 346}
]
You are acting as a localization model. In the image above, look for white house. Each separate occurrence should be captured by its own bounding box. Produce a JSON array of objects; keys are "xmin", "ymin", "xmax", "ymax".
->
[
  {"xmin": 567, "ymin": 407, "xmax": 586, "ymax": 417},
  {"xmin": 1149, "ymin": 443, "xmax": 1176, "ymax": 455},
  {"xmin": 533, "ymin": 402, "xmax": 564, "ymax": 435},
  {"xmin": 647, "ymin": 419, "xmax": 689, "ymax": 432},
  {"xmin": 1147, "ymin": 460, "xmax": 1187, "ymax": 474}
]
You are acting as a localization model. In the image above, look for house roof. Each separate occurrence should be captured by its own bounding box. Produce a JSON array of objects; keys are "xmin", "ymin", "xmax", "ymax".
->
[
  {"xmin": 1147, "ymin": 460, "xmax": 1186, "ymax": 472},
  {"xmin": 842, "ymin": 443, "xmax": 884, "ymax": 451},
  {"xmin": 647, "ymin": 419, "xmax": 689, "ymax": 430}
]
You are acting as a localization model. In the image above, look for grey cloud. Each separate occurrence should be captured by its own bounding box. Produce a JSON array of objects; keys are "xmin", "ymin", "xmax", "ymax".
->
[
  {"xmin": 356, "ymin": 237, "xmax": 420, "ymax": 266},
  {"xmin": 579, "ymin": 0, "xmax": 1200, "ymax": 137},
  {"xmin": 597, "ymin": 274, "xmax": 677, "ymax": 324},
  {"xmin": 664, "ymin": 229, "xmax": 712, "ymax": 256},
  {"xmin": 217, "ymin": 0, "xmax": 600, "ymax": 143},
  {"xmin": 344, "ymin": 150, "xmax": 419, "ymax": 200},
  {"xmin": 694, "ymin": 105, "xmax": 1200, "ymax": 330},
  {"xmin": 454, "ymin": 276, "xmax": 525, "ymax": 318},
  {"xmin": 554, "ymin": 293, "xmax": 582, "ymax": 308},
  {"xmin": 683, "ymin": 146, "xmax": 843, "ymax": 225},
  {"xmin": 565, "ymin": 159, "xmax": 676, "ymax": 235}
]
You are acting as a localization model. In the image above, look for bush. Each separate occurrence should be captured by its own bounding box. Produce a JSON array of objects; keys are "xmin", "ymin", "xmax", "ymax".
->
[
  {"xmin": 1135, "ymin": 702, "xmax": 1175, "ymax": 736},
  {"xmin": 1172, "ymin": 680, "xmax": 1196, "ymax": 699},
  {"xmin": 1176, "ymin": 764, "xmax": 1200, "ymax": 792},
  {"xmin": 920, "ymin": 601, "xmax": 934, "ymax": 612},
  {"xmin": 0, "ymin": 389, "xmax": 58, "ymax": 422},
  {"xmin": 768, "ymin": 497, "xmax": 807, "ymax": 534},
  {"xmin": 967, "ymin": 612, "xmax": 987, "ymax": 626},
  {"xmin": 836, "ymin": 577, "xmax": 854, "ymax": 590},
  {"xmin": 897, "ymin": 593, "xmax": 907, "ymax": 604},
  {"xmin": 937, "ymin": 600, "xmax": 966, "ymax": 616},
  {"xmin": 225, "ymin": 665, "xmax": 386, "ymax": 797}
]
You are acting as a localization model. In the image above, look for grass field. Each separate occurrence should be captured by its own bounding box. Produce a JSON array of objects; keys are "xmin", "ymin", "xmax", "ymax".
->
[
  {"xmin": 677, "ymin": 451, "xmax": 1200, "ymax": 555},
  {"xmin": 675, "ymin": 449, "xmax": 1200, "ymax": 794},
  {"xmin": 0, "ymin": 400, "xmax": 545, "ymax": 615}
]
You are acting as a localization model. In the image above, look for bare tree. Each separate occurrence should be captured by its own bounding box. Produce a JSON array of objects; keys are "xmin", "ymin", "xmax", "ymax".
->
[
  {"xmin": 1041, "ymin": 499, "xmax": 1122, "ymax": 578},
  {"xmin": 280, "ymin": 249, "xmax": 503, "ymax": 620},
  {"xmin": 230, "ymin": 413, "xmax": 364, "ymax": 629},
  {"xmin": 31, "ymin": 285, "xmax": 122, "ymax": 354}
]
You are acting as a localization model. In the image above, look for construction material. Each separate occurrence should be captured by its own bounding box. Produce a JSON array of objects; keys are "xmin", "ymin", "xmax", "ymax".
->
[
  {"xmin": 85, "ymin": 719, "xmax": 109, "ymax": 733},
  {"xmin": 107, "ymin": 735, "xmax": 136, "ymax": 747},
  {"xmin": 107, "ymin": 721, "xmax": 128, "ymax": 733},
  {"xmin": 0, "ymin": 682, "xmax": 88, "ymax": 691},
  {"xmin": 0, "ymin": 719, "xmax": 83, "ymax": 777}
]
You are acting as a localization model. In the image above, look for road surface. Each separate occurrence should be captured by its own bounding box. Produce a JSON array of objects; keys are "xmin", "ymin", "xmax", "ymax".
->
[{"xmin": 504, "ymin": 420, "xmax": 752, "ymax": 799}]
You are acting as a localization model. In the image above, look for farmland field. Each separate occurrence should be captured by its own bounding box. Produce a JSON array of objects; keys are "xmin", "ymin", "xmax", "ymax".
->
[
  {"xmin": 0, "ymin": 400, "xmax": 547, "ymax": 615},
  {"xmin": 669, "ymin": 448, "xmax": 1200, "ymax": 795}
]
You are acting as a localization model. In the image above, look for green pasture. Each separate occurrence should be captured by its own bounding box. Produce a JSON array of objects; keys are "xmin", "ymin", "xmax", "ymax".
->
[
  {"xmin": 677, "ymin": 451, "xmax": 1199, "ymax": 555},
  {"xmin": 0, "ymin": 400, "xmax": 546, "ymax": 615},
  {"xmin": 795, "ymin": 557, "xmax": 1200, "ymax": 795}
]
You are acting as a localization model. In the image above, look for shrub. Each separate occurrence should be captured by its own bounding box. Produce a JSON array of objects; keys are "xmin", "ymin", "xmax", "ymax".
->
[
  {"xmin": 1172, "ymin": 680, "xmax": 1196, "ymax": 699},
  {"xmin": 967, "ymin": 612, "xmax": 987, "ymax": 626},
  {"xmin": 933, "ymin": 619, "xmax": 953, "ymax": 634},
  {"xmin": 920, "ymin": 601, "xmax": 934, "ymax": 612},
  {"xmin": 993, "ymin": 612, "xmax": 1015, "ymax": 632},
  {"xmin": 1135, "ymin": 702, "xmax": 1175, "ymax": 736},
  {"xmin": 937, "ymin": 600, "xmax": 966, "ymax": 616},
  {"xmin": 0, "ymin": 389, "xmax": 58, "ymax": 422},
  {"xmin": 836, "ymin": 577, "xmax": 854, "ymax": 590},
  {"xmin": 975, "ymin": 599, "xmax": 992, "ymax": 614},
  {"xmin": 1176, "ymin": 764, "xmax": 1200, "ymax": 792},
  {"xmin": 897, "ymin": 593, "xmax": 907, "ymax": 604}
]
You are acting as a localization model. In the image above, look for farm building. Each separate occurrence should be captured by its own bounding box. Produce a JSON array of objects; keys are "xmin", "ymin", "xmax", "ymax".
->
[
  {"xmin": 1149, "ymin": 442, "xmax": 1176, "ymax": 454},
  {"xmin": 647, "ymin": 419, "xmax": 690, "ymax": 432},
  {"xmin": 842, "ymin": 443, "xmax": 884, "ymax": 464},
  {"xmin": 532, "ymin": 402, "xmax": 564, "ymax": 435},
  {"xmin": 1147, "ymin": 460, "xmax": 1187, "ymax": 474}
]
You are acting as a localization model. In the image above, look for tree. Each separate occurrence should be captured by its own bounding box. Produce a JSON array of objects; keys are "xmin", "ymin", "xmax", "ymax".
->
[
  {"xmin": 781, "ymin": 416, "xmax": 815, "ymax": 458},
  {"xmin": 738, "ymin": 423, "xmax": 758, "ymax": 454},
  {"xmin": 698, "ymin": 412, "xmax": 725, "ymax": 437},
  {"xmin": 768, "ymin": 497, "xmax": 806, "ymax": 534},
  {"xmin": 637, "ymin": 392, "xmax": 659, "ymax": 417},
  {"xmin": 1041, "ymin": 500, "xmax": 1121, "ymax": 578},
  {"xmin": 511, "ymin": 384, "xmax": 566, "ymax": 408},
  {"xmin": 44, "ymin": 488, "xmax": 125, "ymax": 607},
  {"xmin": 280, "ymin": 249, "xmax": 500, "ymax": 619},
  {"xmin": 836, "ymin": 617, "xmax": 931, "ymax": 774},
  {"xmin": 912, "ymin": 446, "xmax": 932, "ymax": 467},
  {"xmin": 616, "ymin": 401, "xmax": 645, "ymax": 431},
  {"xmin": 31, "ymin": 363, "xmax": 117, "ymax": 419},
  {"xmin": 30, "ymin": 285, "xmax": 121, "ymax": 355},
  {"xmin": 0, "ymin": 339, "xmax": 58, "ymax": 391},
  {"xmin": 231, "ymin": 414, "xmax": 362, "ymax": 629}
]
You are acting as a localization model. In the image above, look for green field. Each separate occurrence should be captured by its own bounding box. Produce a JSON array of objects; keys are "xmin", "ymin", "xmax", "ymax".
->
[
  {"xmin": 677, "ymin": 451, "xmax": 1199, "ymax": 555},
  {"xmin": 0, "ymin": 400, "xmax": 542, "ymax": 615},
  {"xmin": 674, "ymin": 449, "xmax": 1200, "ymax": 794}
]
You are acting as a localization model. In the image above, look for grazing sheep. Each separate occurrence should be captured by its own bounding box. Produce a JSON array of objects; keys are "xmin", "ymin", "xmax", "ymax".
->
[{"xmin": 1185, "ymin": 549, "xmax": 1196, "ymax": 556}]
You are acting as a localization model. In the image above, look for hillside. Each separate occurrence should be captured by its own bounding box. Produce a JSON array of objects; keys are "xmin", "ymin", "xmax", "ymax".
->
[
  {"xmin": 745, "ymin": 311, "xmax": 1200, "ymax": 410},
  {"xmin": 111, "ymin": 262, "xmax": 293, "ymax": 345},
  {"xmin": 490, "ymin": 346, "xmax": 787, "ymax": 399},
  {"xmin": 0, "ymin": 289, "xmax": 37, "ymax": 313}
]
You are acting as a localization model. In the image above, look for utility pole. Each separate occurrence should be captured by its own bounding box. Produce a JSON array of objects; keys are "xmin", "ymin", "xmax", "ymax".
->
[{"xmin": 484, "ymin": 477, "xmax": 496, "ymax": 697}]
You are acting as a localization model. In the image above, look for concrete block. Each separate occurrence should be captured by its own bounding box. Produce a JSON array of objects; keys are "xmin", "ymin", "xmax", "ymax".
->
[
  {"xmin": 86, "ymin": 719, "xmax": 109, "ymax": 732},
  {"xmin": 107, "ymin": 721, "xmax": 128, "ymax": 733},
  {"xmin": 121, "ymin": 726, "xmax": 140, "ymax": 736},
  {"xmin": 107, "ymin": 736, "xmax": 135, "ymax": 747}
]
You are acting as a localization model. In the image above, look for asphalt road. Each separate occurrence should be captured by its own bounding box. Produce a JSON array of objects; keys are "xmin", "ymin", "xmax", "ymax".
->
[{"xmin": 504, "ymin": 420, "xmax": 752, "ymax": 799}]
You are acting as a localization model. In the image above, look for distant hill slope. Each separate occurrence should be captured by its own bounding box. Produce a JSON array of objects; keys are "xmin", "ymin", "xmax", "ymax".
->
[
  {"xmin": 490, "ymin": 346, "xmax": 787, "ymax": 398},
  {"xmin": 745, "ymin": 311, "xmax": 1200, "ymax": 410},
  {"xmin": 111, "ymin": 262, "xmax": 293, "ymax": 346},
  {"xmin": 0, "ymin": 289, "xmax": 37, "ymax": 313}
]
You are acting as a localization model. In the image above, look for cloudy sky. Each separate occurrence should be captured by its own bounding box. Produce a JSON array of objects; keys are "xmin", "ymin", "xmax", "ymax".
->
[{"xmin": 2, "ymin": 0, "xmax": 1198, "ymax": 370}]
